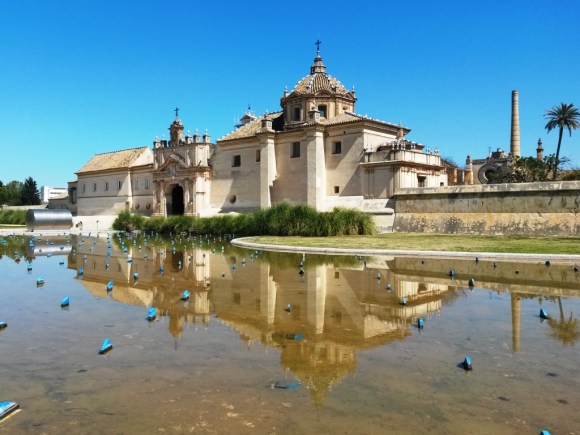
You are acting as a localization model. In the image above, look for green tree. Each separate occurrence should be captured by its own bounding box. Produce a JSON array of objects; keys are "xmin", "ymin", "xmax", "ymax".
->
[
  {"xmin": 1, "ymin": 180, "xmax": 23, "ymax": 205},
  {"xmin": 20, "ymin": 177, "xmax": 41, "ymax": 205},
  {"xmin": 489, "ymin": 156, "xmax": 550, "ymax": 183},
  {"xmin": 544, "ymin": 103, "xmax": 580, "ymax": 180}
]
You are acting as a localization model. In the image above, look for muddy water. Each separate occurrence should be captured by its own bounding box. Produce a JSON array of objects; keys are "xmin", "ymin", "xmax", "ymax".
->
[{"xmin": 0, "ymin": 234, "xmax": 579, "ymax": 434}]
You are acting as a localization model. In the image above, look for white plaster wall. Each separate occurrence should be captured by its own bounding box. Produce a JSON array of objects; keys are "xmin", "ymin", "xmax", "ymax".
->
[
  {"xmin": 271, "ymin": 135, "xmax": 309, "ymax": 204},
  {"xmin": 325, "ymin": 127, "xmax": 365, "ymax": 197},
  {"xmin": 210, "ymin": 141, "xmax": 262, "ymax": 210}
]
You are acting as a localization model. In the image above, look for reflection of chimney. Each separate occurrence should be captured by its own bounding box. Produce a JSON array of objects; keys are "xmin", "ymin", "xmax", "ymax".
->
[
  {"xmin": 511, "ymin": 293, "xmax": 520, "ymax": 352},
  {"xmin": 510, "ymin": 90, "xmax": 521, "ymax": 158}
]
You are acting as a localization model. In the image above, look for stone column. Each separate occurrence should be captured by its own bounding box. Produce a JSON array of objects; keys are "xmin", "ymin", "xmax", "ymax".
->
[
  {"xmin": 184, "ymin": 178, "xmax": 192, "ymax": 216},
  {"xmin": 152, "ymin": 180, "xmax": 158, "ymax": 215},
  {"xmin": 306, "ymin": 127, "xmax": 326, "ymax": 210},
  {"xmin": 125, "ymin": 171, "xmax": 133, "ymax": 211},
  {"xmin": 307, "ymin": 264, "xmax": 327, "ymax": 334},
  {"xmin": 258, "ymin": 263, "xmax": 277, "ymax": 325},
  {"xmin": 159, "ymin": 180, "xmax": 166, "ymax": 217},
  {"xmin": 259, "ymin": 133, "xmax": 276, "ymax": 208}
]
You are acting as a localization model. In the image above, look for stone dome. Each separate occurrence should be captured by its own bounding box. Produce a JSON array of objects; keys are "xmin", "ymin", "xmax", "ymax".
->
[{"xmin": 288, "ymin": 54, "xmax": 351, "ymax": 97}]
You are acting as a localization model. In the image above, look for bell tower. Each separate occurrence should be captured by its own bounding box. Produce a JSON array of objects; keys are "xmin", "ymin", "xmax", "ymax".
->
[{"xmin": 169, "ymin": 107, "xmax": 184, "ymax": 146}]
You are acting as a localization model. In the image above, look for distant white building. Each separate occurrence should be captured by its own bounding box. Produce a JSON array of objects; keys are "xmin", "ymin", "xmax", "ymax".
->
[{"xmin": 40, "ymin": 186, "xmax": 68, "ymax": 203}]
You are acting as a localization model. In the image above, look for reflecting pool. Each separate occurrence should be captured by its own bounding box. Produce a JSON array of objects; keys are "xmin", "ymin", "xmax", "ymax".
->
[{"xmin": 0, "ymin": 233, "xmax": 579, "ymax": 434}]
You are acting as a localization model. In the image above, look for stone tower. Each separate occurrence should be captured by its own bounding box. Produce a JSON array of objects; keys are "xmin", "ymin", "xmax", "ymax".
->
[
  {"xmin": 536, "ymin": 138, "xmax": 544, "ymax": 160},
  {"xmin": 510, "ymin": 90, "xmax": 521, "ymax": 158}
]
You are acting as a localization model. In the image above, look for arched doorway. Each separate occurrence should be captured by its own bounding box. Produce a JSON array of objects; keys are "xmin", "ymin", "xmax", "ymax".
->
[{"xmin": 171, "ymin": 185, "xmax": 184, "ymax": 215}]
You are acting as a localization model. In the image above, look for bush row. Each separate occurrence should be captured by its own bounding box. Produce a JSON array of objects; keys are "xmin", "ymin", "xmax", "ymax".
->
[
  {"xmin": 0, "ymin": 209, "xmax": 26, "ymax": 225},
  {"xmin": 113, "ymin": 203, "xmax": 375, "ymax": 237}
]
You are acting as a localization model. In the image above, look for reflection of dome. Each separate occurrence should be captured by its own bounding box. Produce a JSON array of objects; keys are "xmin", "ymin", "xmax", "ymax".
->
[{"xmin": 280, "ymin": 340, "xmax": 356, "ymax": 408}]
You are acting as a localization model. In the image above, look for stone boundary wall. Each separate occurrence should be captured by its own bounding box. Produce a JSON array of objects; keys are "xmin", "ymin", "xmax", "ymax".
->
[{"xmin": 393, "ymin": 181, "xmax": 580, "ymax": 236}]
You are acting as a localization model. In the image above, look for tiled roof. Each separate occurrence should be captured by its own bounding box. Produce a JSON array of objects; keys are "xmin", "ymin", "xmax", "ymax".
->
[
  {"xmin": 287, "ymin": 53, "xmax": 352, "ymax": 98},
  {"xmin": 291, "ymin": 73, "xmax": 350, "ymax": 96},
  {"xmin": 219, "ymin": 112, "xmax": 283, "ymax": 141},
  {"xmin": 77, "ymin": 146, "xmax": 150, "ymax": 173}
]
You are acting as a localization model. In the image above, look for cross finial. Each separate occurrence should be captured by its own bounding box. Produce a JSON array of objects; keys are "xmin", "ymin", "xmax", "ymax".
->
[
  {"xmin": 315, "ymin": 39, "xmax": 322, "ymax": 54},
  {"xmin": 174, "ymin": 107, "xmax": 180, "ymax": 118}
]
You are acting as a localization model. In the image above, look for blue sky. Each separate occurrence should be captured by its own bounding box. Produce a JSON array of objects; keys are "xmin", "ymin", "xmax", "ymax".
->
[{"xmin": 1, "ymin": 0, "xmax": 579, "ymax": 188}]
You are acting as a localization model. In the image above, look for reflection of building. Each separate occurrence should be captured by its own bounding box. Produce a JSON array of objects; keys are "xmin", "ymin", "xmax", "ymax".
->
[
  {"xmin": 68, "ymin": 235, "xmax": 212, "ymax": 339},
  {"xmin": 69, "ymin": 47, "xmax": 449, "ymax": 218},
  {"xmin": 208, "ymin": 255, "xmax": 453, "ymax": 406},
  {"xmin": 31, "ymin": 235, "xmax": 580, "ymax": 404}
]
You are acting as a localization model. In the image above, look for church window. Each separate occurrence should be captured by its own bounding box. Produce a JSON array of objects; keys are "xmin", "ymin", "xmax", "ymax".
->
[
  {"xmin": 291, "ymin": 142, "xmax": 300, "ymax": 158},
  {"xmin": 332, "ymin": 141, "xmax": 342, "ymax": 155},
  {"xmin": 82, "ymin": 183, "xmax": 86, "ymax": 193},
  {"xmin": 318, "ymin": 105, "xmax": 327, "ymax": 118},
  {"xmin": 418, "ymin": 176, "xmax": 426, "ymax": 187},
  {"xmin": 293, "ymin": 106, "xmax": 301, "ymax": 121},
  {"xmin": 117, "ymin": 180, "xmax": 122, "ymax": 190},
  {"xmin": 334, "ymin": 186, "xmax": 340, "ymax": 194},
  {"xmin": 93, "ymin": 182, "xmax": 97, "ymax": 192},
  {"xmin": 256, "ymin": 150, "xmax": 261, "ymax": 163},
  {"xmin": 135, "ymin": 179, "xmax": 140, "ymax": 190},
  {"xmin": 104, "ymin": 181, "xmax": 109, "ymax": 191},
  {"xmin": 232, "ymin": 155, "xmax": 241, "ymax": 167},
  {"xmin": 145, "ymin": 178, "xmax": 150, "ymax": 189}
]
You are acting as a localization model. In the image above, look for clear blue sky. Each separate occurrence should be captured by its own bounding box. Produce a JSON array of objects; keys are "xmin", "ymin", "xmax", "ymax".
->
[{"xmin": 1, "ymin": 0, "xmax": 579, "ymax": 188}]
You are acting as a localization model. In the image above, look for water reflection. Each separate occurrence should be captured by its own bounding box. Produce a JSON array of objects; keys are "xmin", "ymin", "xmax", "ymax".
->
[
  {"xmin": 12, "ymin": 233, "xmax": 562, "ymax": 405},
  {"xmin": 1, "ymin": 232, "xmax": 579, "ymax": 413}
]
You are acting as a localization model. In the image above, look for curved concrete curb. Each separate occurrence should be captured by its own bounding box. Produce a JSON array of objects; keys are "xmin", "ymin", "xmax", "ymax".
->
[{"xmin": 231, "ymin": 237, "xmax": 580, "ymax": 262}]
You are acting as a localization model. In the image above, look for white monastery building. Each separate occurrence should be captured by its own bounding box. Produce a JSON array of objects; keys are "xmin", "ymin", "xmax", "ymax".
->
[{"xmin": 68, "ymin": 49, "xmax": 449, "ymax": 218}]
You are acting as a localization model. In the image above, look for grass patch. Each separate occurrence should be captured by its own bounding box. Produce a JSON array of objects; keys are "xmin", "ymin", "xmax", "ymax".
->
[{"xmin": 242, "ymin": 233, "xmax": 580, "ymax": 255}]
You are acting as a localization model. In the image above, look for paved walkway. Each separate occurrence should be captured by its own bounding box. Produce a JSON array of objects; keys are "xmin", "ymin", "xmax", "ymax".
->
[
  {"xmin": 0, "ymin": 215, "xmax": 117, "ymax": 237},
  {"xmin": 231, "ymin": 237, "xmax": 580, "ymax": 262}
]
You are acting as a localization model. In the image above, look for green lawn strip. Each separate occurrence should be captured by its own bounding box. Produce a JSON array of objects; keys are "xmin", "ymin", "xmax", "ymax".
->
[{"xmin": 244, "ymin": 234, "xmax": 580, "ymax": 255}]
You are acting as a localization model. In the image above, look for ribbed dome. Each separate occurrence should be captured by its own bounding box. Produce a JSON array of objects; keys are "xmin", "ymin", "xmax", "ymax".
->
[{"xmin": 289, "ymin": 54, "xmax": 350, "ymax": 96}]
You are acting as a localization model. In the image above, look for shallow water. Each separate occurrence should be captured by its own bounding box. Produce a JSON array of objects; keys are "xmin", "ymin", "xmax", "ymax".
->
[{"xmin": 0, "ymin": 234, "xmax": 579, "ymax": 434}]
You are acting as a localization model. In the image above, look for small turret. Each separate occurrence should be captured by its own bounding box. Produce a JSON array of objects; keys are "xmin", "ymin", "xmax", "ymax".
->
[{"xmin": 537, "ymin": 138, "xmax": 544, "ymax": 161}]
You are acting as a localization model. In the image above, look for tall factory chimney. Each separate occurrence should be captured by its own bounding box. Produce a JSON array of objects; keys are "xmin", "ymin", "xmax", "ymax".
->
[{"xmin": 510, "ymin": 90, "xmax": 521, "ymax": 157}]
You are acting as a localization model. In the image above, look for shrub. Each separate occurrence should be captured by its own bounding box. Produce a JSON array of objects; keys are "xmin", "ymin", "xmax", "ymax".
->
[
  {"xmin": 113, "ymin": 203, "xmax": 375, "ymax": 237},
  {"xmin": 112, "ymin": 211, "xmax": 146, "ymax": 232},
  {"xmin": 0, "ymin": 209, "xmax": 26, "ymax": 225}
]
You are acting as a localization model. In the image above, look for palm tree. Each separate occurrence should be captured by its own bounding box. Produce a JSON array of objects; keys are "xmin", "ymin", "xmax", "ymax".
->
[
  {"xmin": 548, "ymin": 297, "xmax": 579, "ymax": 346},
  {"xmin": 544, "ymin": 103, "xmax": 580, "ymax": 180}
]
